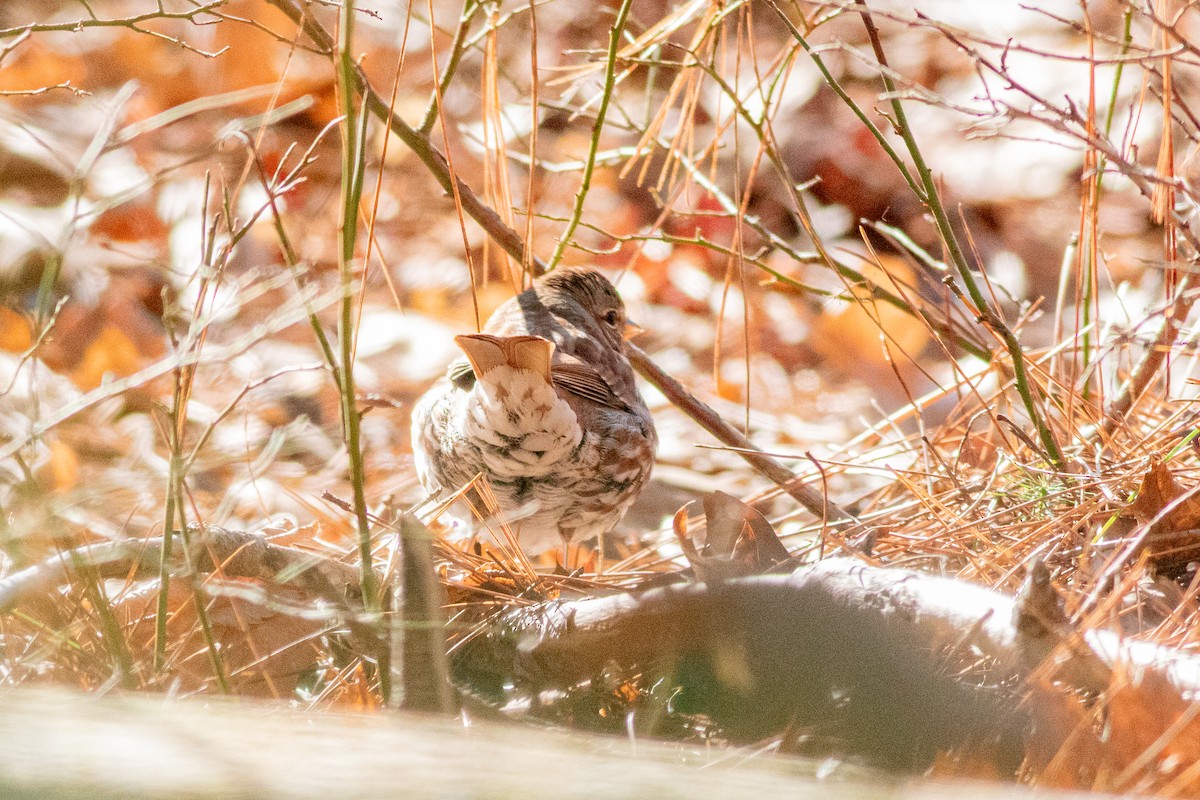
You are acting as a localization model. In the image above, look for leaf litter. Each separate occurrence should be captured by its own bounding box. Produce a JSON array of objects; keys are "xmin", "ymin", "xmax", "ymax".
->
[{"xmin": 0, "ymin": 0, "xmax": 1199, "ymax": 791}]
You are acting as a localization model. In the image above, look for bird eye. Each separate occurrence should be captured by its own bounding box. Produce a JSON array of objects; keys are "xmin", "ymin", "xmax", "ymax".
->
[{"xmin": 603, "ymin": 309, "xmax": 620, "ymax": 326}]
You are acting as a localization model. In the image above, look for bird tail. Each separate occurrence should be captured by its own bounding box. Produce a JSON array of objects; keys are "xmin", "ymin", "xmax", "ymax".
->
[{"xmin": 454, "ymin": 334, "xmax": 554, "ymax": 382}]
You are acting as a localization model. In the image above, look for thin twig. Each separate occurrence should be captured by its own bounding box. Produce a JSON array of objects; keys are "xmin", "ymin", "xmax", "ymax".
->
[
  {"xmin": 264, "ymin": 0, "xmax": 860, "ymax": 530},
  {"xmin": 627, "ymin": 343, "xmax": 857, "ymax": 526},
  {"xmin": 853, "ymin": 0, "xmax": 1064, "ymax": 467},
  {"xmin": 546, "ymin": 0, "xmax": 633, "ymax": 269},
  {"xmin": 333, "ymin": 0, "xmax": 383, "ymax": 675},
  {"xmin": 418, "ymin": 0, "xmax": 480, "ymax": 135}
]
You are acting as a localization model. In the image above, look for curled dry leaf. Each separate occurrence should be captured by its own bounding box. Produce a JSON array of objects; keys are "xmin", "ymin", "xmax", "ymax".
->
[
  {"xmin": 1127, "ymin": 460, "xmax": 1200, "ymax": 529},
  {"xmin": 1030, "ymin": 665, "xmax": 1200, "ymax": 795},
  {"xmin": 1125, "ymin": 459, "xmax": 1200, "ymax": 572},
  {"xmin": 672, "ymin": 491, "xmax": 790, "ymax": 582}
]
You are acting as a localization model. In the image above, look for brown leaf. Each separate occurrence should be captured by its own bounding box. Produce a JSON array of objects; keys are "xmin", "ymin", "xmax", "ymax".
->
[
  {"xmin": 1105, "ymin": 666, "xmax": 1200, "ymax": 794},
  {"xmin": 1125, "ymin": 460, "xmax": 1200, "ymax": 571},
  {"xmin": 671, "ymin": 504, "xmax": 698, "ymax": 560},
  {"xmin": 1127, "ymin": 460, "xmax": 1197, "ymax": 528},
  {"xmin": 706, "ymin": 490, "xmax": 791, "ymax": 568},
  {"xmin": 956, "ymin": 431, "xmax": 999, "ymax": 472},
  {"xmin": 1024, "ymin": 686, "xmax": 1102, "ymax": 789},
  {"xmin": 674, "ymin": 492, "xmax": 790, "ymax": 582},
  {"xmin": 809, "ymin": 254, "xmax": 931, "ymax": 376},
  {"xmin": 92, "ymin": 200, "xmax": 169, "ymax": 244},
  {"xmin": 1026, "ymin": 665, "xmax": 1200, "ymax": 793},
  {"xmin": 202, "ymin": 1, "xmax": 339, "ymax": 123},
  {"xmin": 0, "ymin": 39, "xmax": 85, "ymax": 96},
  {"xmin": 33, "ymin": 439, "xmax": 79, "ymax": 493},
  {"xmin": 70, "ymin": 325, "xmax": 145, "ymax": 390},
  {"xmin": 0, "ymin": 307, "xmax": 33, "ymax": 353}
]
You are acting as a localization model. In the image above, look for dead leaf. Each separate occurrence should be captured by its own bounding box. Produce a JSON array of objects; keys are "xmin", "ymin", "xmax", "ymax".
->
[
  {"xmin": 1023, "ymin": 686, "xmax": 1102, "ymax": 789},
  {"xmin": 1127, "ymin": 460, "xmax": 1200, "ymax": 531},
  {"xmin": 1125, "ymin": 460, "xmax": 1200, "ymax": 572},
  {"xmin": 201, "ymin": 0, "xmax": 339, "ymax": 123},
  {"xmin": 0, "ymin": 39, "xmax": 86, "ymax": 96},
  {"xmin": 1105, "ymin": 666, "xmax": 1200, "ymax": 794},
  {"xmin": 956, "ymin": 428, "xmax": 999, "ymax": 472},
  {"xmin": 71, "ymin": 324, "xmax": 145, "ymax": 390},
  {"xmin": 92, "ymin": 200, "xmax": 170, "ymax": 244},
  {"xmin": 33, "ymin": 438, "xmax": 79, "ymax": 493},
  {"xmin": 1026, "ymin": 663, "xmax": 1200, "ymax": 794},
  {"xmin": 674, "ymin": 491, "xmax": 790, "ymax": 582},
  {"xmin": 0, "ymin": 307, "xmax": 33, "ymax": 352}
]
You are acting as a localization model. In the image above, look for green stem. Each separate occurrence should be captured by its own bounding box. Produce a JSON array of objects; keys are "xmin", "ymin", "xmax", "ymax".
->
[
  {"xmin": 853, "ymin": 0, "xmax": 1063, "ymax": 467},
  {"xmin": 248, "ymin": 143, "xmax": 342, "ymax": 377},
  {"xmin": 1083, "ymin": 8, "xmax": 1134, "ymax": 389},
  {"xmin": 764, "ymin": 0, "xmax": 922, "ymax": 200},
  {"xmin": 418, "ymin": 0, "xmax": 481, "ymax": 135},
  {"xmin": 67, "ymin": 539, "xmax": 135, "ymax": 687},
  {"xmin": 546, "ymin": 0, "xmax": 633, "ymax": 270},
  {"xmin": 1097, "ymin": 8, "xmax": 1134, "ymax": 188},
  {"xmin": 174, "ymin": 494, "xmax": 231, "ymax": 695},
  {"xmin": 335, "ymin": 0, "xmax": 382, "ymax": 626},
  {"xmin": 153, "ymin": 416, "xmax": 182, "ymax": 673}
]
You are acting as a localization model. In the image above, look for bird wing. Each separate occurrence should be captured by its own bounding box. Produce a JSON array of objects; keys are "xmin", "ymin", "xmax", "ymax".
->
[
  {"xmin": 445, "ymin": 346, "xmax": 628, "ymax": 411},
  {"xmin": 550, "ymin": 358, "xmax": 628, "ymax": 410},
  {"xmin": 447, "ymin": 356, "xmax": 474, "ymax": 388}
]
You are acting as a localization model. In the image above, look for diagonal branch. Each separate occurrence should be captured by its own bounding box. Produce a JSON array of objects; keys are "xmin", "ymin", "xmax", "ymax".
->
[{"xmin": 264, "ymin": 0, "xmax": 863, "ymax": 530}]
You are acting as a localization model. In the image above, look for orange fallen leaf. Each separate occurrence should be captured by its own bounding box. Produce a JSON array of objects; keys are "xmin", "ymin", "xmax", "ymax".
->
[
  {"xmin": 34, "ymin": 439, "xmax": 79, "ymax": 493},
  {"xmin": 70, "ymin": 324, "xmax": 145, "ymax": 390},
  {"xmin": 1127, "ymin": 459, "xmax": 1200, "ymax": 532},
  {"xmin": 0, "ymin": 307, "xmax": 33, "ymax": 352},
  {"xmin": 92, "ymin": 200, "xmax": 170, "ymax": 244},
  {"xmin": 1027, "ymin": 664, "xmax": 1200, "ymax": 794},
  {"xmin": 1025, "ymin": 686, "xmax": 1103, "ymax": 790},
  {"xmin": 0, "ymin": 39, "xmax": 85, "ymax": 95},
  {"xmin": 1105, "ymin": 667, "xmax": 1200, "ymax": 794}
]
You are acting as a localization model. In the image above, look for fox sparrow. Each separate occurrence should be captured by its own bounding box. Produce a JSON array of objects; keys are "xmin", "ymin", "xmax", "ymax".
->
[{"xmin": 411, "ymin": 267, "xmax": 657, "ymax": 554}]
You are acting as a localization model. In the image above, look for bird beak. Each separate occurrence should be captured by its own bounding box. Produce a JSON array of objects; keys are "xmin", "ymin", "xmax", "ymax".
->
[{"xmin": 623, "ymin": 319, "xmax": 645, "ymax": 340}]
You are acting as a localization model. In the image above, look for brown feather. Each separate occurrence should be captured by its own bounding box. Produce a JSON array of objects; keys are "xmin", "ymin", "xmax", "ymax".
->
[
  {"xmin": 454, "ymin": 334, "xmax": 554, "ymax": 383},
  {"xmin": 551, "ymin": 363, "xmax": 626, "ymax": 410}
]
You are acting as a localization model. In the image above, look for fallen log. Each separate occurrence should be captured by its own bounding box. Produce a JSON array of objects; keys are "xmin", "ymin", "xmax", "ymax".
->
[
  {"xmin": 505, "ymin": 559, "xmax": 1200, "ymax": 696},
  {"xmin": 6, "ymin": 531, "xmax": 1200, "ymax": 771},
  {"xmin": 457, "ymin": 559, "xmax": 1200, "ymax": 768}
]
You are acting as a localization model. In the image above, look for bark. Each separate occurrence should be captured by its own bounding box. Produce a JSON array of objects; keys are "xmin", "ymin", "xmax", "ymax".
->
[
  {"xmin": 7, "ymin": 532, "xmax": 1200, "ymax": 772},
  {"xmin": 458, "ymin": 559, "xmax": 1200, "ymax": 768}
]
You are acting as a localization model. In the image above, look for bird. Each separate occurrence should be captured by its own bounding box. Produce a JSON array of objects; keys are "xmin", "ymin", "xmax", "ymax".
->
[{"xmin": 411, "ymin": 267, "xmax": 657, "ymax": 555}]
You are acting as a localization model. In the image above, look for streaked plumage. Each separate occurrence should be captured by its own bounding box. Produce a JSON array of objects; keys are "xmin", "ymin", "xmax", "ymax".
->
[{"xmin": 411, "ymin": 268, "xmax": 656, "ymax": 553}]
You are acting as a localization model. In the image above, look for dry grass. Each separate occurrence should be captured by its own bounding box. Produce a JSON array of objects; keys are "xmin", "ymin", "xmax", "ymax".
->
[{"xmin": 2, "ymin": 0, "xmax": 1200, "ymax": 792}]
